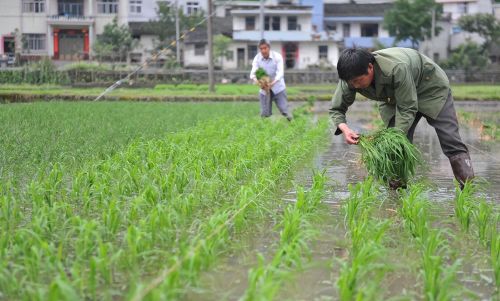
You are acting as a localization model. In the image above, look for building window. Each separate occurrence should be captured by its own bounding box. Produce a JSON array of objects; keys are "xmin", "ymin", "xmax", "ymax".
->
[
  {"xmin": 247, "ymin": 45, "xmax": 257, "ymax": 60},
  {"xmin": 287, "ymin": 16, "xmax": 297, "ymax": 31},
  {"xmin": 58, "ymin": 0, "xmax": 83, "ymax": 16},
  {"xmin": 186, "ymin": 2, "xmax": 199, "ymax": 15},
  {"xmin": 361, "ymin": 24, "xmax": 378, "ymax": 37},
  {"xmin": 130, "ymin": 0, "xmax": 142, "ymax": 13},
  {"xmin": 194, "ymin": 43, "xmax": 205, "ymax": 56},
  {"xmin": 24, "ymin": 34, "xmax": 46, "ymax": 51},
  {"xmin": 319, "ymin": 45, "xmax": 328, "ymax": 60},
  {"xmin": 272, "ymin": 16, "xmax": 280, "ymax": 31},
  {"xmin": 343, "ymin": 23, "xmax": 350, "ymax": 38},
  {"xmin": 245, "ymin": 16, "xmax": 256, "ymax": 30},
  {"xmin": 23, "ymin": 0, "xmax": 45, "ymax": 13},
  {"xmin": 226, "ymin": 50, "xmax": 234, "ymax": 61},
  {"xmin": 458, "ymin": 2, "xmax": 468, "ymax": 14},
  {"xmin": 433, "ymin": 52, "xmax": 440, "ymax": 62},
  {"xmin": 97, "ymin": 0, "xmax": 118, "ymax": 14},
  {"xmin": 264, "ymin": 16, "xmax": 270, "ymax": 30}
]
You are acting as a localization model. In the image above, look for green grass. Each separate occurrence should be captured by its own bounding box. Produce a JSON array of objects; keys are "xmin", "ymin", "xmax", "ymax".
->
[
  {"xmin": 0, "ymin": 115, "xmax": 330, "ymax": 300},
  {"xmin": 451, "ymin": 84, "xmax": 500, "ymax": 101},
  {"xmin": 0, "ymin": 102, "xmax": 258, "ymax": 185},
  {"xmin": 457, "ymin": 110, "xmax": 500, "ymax": 140},
  {"xmin": 1, "ymin": 83, "xmax": 499, "ymax": 101}
]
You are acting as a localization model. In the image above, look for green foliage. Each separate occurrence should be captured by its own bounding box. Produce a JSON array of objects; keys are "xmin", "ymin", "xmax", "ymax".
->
[
  {"xmin": 0, "ymin": 58, "xmax": 69, "ymax": 85},
  {"xmin": 458, "ymin": 13, "xmax": 500, "ymax": 48},
  {"xmin": 0, "ymin": 111, "xmax": 330, "ymax": 300},
  {"xmin": 93, "ymin": 17, "xmax": 138, "ymax": 62},
  {"xmin": 358, "ymin": 128, "xmax": 422, "ymax": 185},
  {"xmin": 400, "ymin": 185, "xmax": 463, "ymax": 301},
  {"xmin": 242, "ymin": 171, "xmax": 328, "ymax": 300},
  {"xmin": 454, "ymin": 182, "xmax": 500, "ymax": 292},
  {"xmin": 337, "ymin": 178, "xmax": 390, "ymax": 300},
  {"xmin": 383, "ymin": 0, "xmax": 442, "ymax": 48},
  {"xmin": 255, "ymin": 68, "xmax": 268, "ymax": 80},
  {"xmin": 0, "ymin": 102, "xmax": 258, "ymax": 185},
  {"xmin": 214, "ymin": 34, "xmax": 232, "ymax": 68},
  {"xmin": 147, "ymin": 1, "xmax": 205, "ymax": 46},
  {"xmin": 442, "ymin": 41, "xmax": 489, "ymax": 81}
]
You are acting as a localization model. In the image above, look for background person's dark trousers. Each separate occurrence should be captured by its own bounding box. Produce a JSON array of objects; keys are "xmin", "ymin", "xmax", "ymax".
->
[{"xmin": 259, "ymin": 90, "xmax": 292, "ymax": 120}]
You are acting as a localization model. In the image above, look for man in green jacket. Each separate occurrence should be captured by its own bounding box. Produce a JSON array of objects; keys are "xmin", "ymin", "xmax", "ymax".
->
[{"xmin": 330, "ymin": 47, "xmax": 474, "ymax": 189}]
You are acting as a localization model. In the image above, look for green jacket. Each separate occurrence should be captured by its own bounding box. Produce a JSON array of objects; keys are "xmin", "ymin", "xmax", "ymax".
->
[{"xmin": 330, "ymin": 47, "xmax": 450, "ymax": 134}]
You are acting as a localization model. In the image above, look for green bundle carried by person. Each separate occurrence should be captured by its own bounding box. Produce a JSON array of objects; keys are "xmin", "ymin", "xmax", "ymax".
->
[
  {"xmin": 255, "ymin": 67, "xmax": 271, "ymax": 94},
  {"xmin": 358, "ymin": 128, "xmax": 422, "ymax": 186}
]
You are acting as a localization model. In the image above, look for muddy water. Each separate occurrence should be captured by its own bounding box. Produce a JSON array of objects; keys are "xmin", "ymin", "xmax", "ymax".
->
[{"xmin": 189, "ymin": 100, "xmax": 500, "ymax": 301}]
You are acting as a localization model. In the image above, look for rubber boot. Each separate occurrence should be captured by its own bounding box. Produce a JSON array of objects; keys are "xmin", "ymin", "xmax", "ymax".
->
[{"xmin": 449, "ymin": 152, "xmax": 474, "ymax": 190}]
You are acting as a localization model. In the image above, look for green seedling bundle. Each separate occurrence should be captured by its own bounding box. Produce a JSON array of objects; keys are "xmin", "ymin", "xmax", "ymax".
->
[{"xmin": 358, "ymin": 128, "xmax": 421, "ymax": 185}]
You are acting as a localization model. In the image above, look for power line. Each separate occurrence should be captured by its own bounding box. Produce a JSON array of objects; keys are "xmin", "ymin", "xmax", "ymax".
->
[{"xmin": 94, "ymin": 0, "xmax": 235, "ymax": 101}]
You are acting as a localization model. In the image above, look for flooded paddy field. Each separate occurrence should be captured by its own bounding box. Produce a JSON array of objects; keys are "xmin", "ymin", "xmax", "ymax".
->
[{"xmin": 189, "ymin": 100, "xmax": 500, "ymax": 301}]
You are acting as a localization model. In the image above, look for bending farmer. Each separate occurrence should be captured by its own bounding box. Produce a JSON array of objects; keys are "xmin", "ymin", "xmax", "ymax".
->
[
  {"xmin": 250, "ymin": 39, "xmax": 292, "ymax": 121},
  {"xmin": 330, "ymin": 47, "xmax": 474, "ymax": 189}
]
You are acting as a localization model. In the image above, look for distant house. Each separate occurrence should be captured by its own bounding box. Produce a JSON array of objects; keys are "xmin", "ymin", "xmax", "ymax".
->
[
  {"xmin": 323, "ymin": 2, "xmax": 413, "ymax": 51},
  {"xmin": 183, "ymin": 0, "xmax": 340, "ymax": 70}
]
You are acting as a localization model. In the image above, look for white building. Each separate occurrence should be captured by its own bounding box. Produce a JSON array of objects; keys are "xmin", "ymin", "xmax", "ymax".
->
[
  {"xmin": 184, "ymin": 0, "xmax": 340, "ymax": 70},
  {"xmin": 419, "ymin": 0, "xmax": 496, "ymax": 62},
  {"xmin": 323, "ymin": 2, "xmax": 413, "ymax": 51},
  {"xmin": 0, "ymin": 0, "xmax": 206, "ymax": 61}
]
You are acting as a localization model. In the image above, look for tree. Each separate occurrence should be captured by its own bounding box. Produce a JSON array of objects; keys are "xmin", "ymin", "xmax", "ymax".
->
[
  {"xmin": 214, "ymin": 34, "xmax": 231, "ymax": 68},
  {"xmin": 383, "ymin": 0, "xmax": 442, "ymax": 48},
  {"xmin": 93, "ymin": 18, "xmax": 137, "ymax": 62},
  {"xmin": 458, "ymin": 13, "xmax": 500, "ymax": 49},
  {"xmin": 442, "ymin": 40, "xmax": 489, "ymax": 81},
  {"xmin": 147, "ymin": 2, "xmax": 205, "ymax": 48}
]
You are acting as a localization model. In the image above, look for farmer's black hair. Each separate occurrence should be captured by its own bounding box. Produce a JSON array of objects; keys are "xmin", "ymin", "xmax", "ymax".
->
[
  {"xmin": 259, "ymin": 39, "xmax": 271, "ymax": 48},
  {"xmin": 337, "ymin": 48, "xmax": 375, "ymax": 81}
]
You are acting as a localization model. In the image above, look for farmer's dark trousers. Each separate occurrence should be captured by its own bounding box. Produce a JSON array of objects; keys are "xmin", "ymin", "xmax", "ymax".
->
[
  {"xmin": 388, "ymin": 90, "xmax": 468, "ymax": 158},
  {"xmin": 259, "ymin": 90, "xmax": 290, "ymax": 118}
]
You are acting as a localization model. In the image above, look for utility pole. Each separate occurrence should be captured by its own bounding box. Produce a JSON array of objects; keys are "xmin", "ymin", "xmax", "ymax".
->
[
  {"xmin": 175, "ymin": 0, "xmax": 180, "ymax": 65},
  {"xmin": 208, "ymin": 0, "xmax": 215, "ymax": 92},
  {"xmin": 260, "ymin": 0, "xmax": 265, "ymax": 39}
]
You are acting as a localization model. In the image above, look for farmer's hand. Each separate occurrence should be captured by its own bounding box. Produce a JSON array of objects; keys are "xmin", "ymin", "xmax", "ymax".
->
[
  {"xmin": 338, "ymin": 123, "xmax": 359, "ymax": 145},
  {"xmin": 270, "ymin": 80, "xmax": 277, "ymax": 87}
]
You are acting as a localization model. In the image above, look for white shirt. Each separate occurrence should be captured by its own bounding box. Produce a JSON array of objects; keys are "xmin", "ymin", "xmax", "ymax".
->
[{"xmin": 249, "ymin": 50, "xmax": 286, "ymax": 95}]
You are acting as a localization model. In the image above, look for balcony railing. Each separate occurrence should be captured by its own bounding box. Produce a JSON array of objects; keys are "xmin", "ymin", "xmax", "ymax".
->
[{"xmin": 47, "ymin": 15, "xmax": 94, "ymax": 25}]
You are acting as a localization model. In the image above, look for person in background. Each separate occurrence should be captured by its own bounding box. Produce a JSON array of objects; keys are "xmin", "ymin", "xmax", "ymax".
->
[{"xmin": 250, "ymin": 39, "xmax": 292, "ymax": 121}]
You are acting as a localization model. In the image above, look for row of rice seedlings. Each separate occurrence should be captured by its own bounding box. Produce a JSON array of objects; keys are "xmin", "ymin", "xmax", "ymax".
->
[
  {"xmin": 400, "ymin": 185, "xmax": 462, "ymax": 300},
  {"xmin": 132, "ymin": 122, "xmax": 331, "ymax": 301},
  {"xmin": 336, "ymin": 178, "xmax": 391, "ymax": 300},
  {"xmin": 241, "ymin": 171, "xmax": 328, "ymax": 301},
  {"xmin": 454, "ymin": 182, "xmax": 500, "ymax": 291},
  {"xmin": 0, "ymin": 116, "xmax": 330, "ymax": 300},
  {"xmin": 457, "ymin": 110, "xmax": 499, "ymax": 141}
]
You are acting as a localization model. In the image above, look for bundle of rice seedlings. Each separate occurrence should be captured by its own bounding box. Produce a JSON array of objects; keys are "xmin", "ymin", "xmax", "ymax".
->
[
  {"xmin": 255, "ymin": 67, "xmax": 271, "ymax": 93},
  {"xmin": 358, "ymin": 128, "xmax": 422, "ymax": 185}
]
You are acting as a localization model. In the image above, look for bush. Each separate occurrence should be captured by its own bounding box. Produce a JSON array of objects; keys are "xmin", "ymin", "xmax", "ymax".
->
[{"xmin": 0, "ymin": 58, "xmax": 70, "ymax": 85}]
